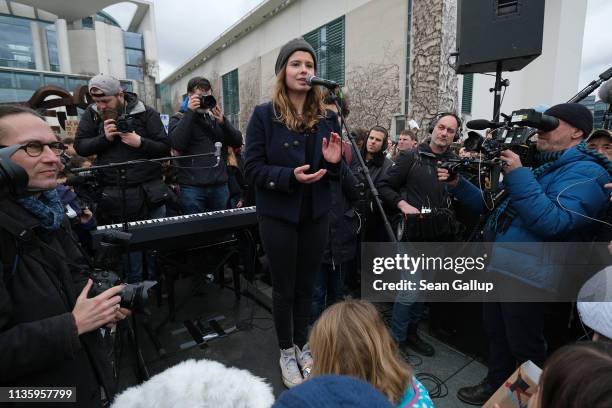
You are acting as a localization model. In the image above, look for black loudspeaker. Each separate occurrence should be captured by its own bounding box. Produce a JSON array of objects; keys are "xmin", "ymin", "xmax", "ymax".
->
[{"xmin": 455, "ymin": 0, "xmax": 545, "ymax": 74}]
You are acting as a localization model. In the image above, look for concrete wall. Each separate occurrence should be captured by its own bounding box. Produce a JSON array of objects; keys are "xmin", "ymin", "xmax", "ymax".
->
[
  {"xmin": 166, "ymin": 0, "xmax": 378, "ymax": 116},
  {"xmin": 94, "ymin": 20, "xmax": 126, "ymax": 79},
  {"xmin": 468, "ymin": 0, "xmax": 586, "ymax": 121},
  {"xmin": 68, "ymin": 29, "xmax": 99, "ymax": 76}
]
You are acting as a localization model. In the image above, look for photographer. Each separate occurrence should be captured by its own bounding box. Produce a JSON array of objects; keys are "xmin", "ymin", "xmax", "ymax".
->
[
  {"xmin": 169, "ymin": 77, "xmax": 243, "ymax": 213},
  {"xmin": 438, "ymin": 103, "xmax": 611, "ymax": 405},
  {"xmin": 377, "ymin": 113, "xmax": 462, "ymax": 358},
  {"xmin": 0, "ymin": 105, "xmax": 129, "ymax": 407},
  {"xmin": 75, "ymin": 74, "xmax": 170, "ymax": 282}
]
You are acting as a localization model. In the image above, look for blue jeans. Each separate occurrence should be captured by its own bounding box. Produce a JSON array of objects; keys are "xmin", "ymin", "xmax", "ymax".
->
[
  {"xmin": 124, "ymin": 205, "xmax": 166, "ymax": 283},
  {"xmin": 311, "ymin": 261, "xmax": 349, "ymax": 324},
  {"xmin": 391, "ymin": 253, "xmax": 425, "ymax": 344},
  {"xmin": 180, "ymin": 184, "xmax": 229, "ymax": 214}
]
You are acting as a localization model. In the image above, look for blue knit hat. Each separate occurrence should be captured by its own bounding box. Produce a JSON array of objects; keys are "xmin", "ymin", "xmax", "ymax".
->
[{"xmin": 272, "ymin": 375, "xmax": 393, "ymax": 408}]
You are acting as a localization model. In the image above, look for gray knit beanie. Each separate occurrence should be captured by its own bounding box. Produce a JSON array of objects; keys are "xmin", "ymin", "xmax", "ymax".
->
[{"xmin": 274, "ymin": 38, "xmax": 317, "ymax": 76}]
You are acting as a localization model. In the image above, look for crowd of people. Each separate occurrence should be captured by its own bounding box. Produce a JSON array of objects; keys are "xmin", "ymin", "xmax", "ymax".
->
[{"xmin": 0, "ymin": 35, "xmax": 611, "ymax": 408}]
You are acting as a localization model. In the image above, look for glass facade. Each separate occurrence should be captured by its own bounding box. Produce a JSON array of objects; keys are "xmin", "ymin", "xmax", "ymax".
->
[
  {"xmin": 45, "ymin": 25, "xmax": 59, "ymax": 72},
  {"xmin": 124, "ymin": 31, "xmax": 145, "ymax": 81},
  {"xmin": 0, "ymin": 69, "xmax": 89, "ymax": 102},
  {"xmin": 0, "ymin": 14, "xmax": 59, "ymax": 72},
  {"xmin": 0, "ymin": 15, "xmax": 35, "ymax": 69}
]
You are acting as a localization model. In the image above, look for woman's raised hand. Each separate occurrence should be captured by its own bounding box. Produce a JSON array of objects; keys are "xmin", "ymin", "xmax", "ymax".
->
[{"xmin": 322, "ymin": 132, "xmax": 342, "ymax": 164}]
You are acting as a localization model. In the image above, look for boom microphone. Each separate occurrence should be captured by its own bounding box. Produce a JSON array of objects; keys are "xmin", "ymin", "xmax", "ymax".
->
[
  {"xmin": 598, "ymin": 79, "xmax": 612, "ymax": 104},
  {"xmin": 466, "ymin": 119, "xmax": 504, "ymax": 130},
  {"xmin": 305, "ymin": 75, "xmax": 339, "ymax": 89}
]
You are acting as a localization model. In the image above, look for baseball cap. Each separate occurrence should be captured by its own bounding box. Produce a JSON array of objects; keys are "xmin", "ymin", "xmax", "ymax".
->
[
  {"xmin": 587, "ymin": 129, "xmax": 612, "ymax": 142},
  {"xmin": 88, "ymin": 74, "xmax": 122, "ymax": 96}
]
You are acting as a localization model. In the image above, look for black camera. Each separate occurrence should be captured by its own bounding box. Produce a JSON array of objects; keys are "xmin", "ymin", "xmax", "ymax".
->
[
  {"xmin": 89, "ymin": 269, "xmax": 156, "ymax": 311},
  {"xmin": 199, "ymin": 94, "xmax": 217, "ymax": 110},
  {"xmin": 116, "ymin": 114, "xmax": 135, "ymax": 133},
  {"xmin": 0, "ymin": 145, "xmax": 30, "ymax": 199}
]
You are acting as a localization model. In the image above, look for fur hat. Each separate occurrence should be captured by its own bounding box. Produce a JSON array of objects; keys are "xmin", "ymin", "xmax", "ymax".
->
[
  {"xmin": 272, "ymin": 375, "xmax": 393, "ymax": 408},
  {"xmin": 111, "ymin": 359, "xmax": 274, "ymax": 408},
  {"xmin": 274, "ymin": 38, "xmax": 317, "ymax": 76}
]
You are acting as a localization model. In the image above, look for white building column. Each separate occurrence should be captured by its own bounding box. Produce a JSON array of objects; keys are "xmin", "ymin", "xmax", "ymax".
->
[
  {"xmin": 55, "ymin": 19, "xmax": 72, "ymax": 73},
  {"xmin": 29, "ymin": 21, "xmax": 45, "ymax": 71}
]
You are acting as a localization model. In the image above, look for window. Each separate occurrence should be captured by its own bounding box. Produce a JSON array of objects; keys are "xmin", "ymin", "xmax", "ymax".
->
[
  {"xmin": 44, "ymin": 74, "xmax": 66, "ymax": 87},
  {"xmin": 120, "ymin": 80, "xmax": 133, "ymax": 92},
  {"xmin": 125, "ymin": 49, "xmax": 144, "ymax": 66},
  {"xmin": 45, "ymin": 25, "xmax": 59, "ymax": 72},
  {"xmin": 15, "ymin": 72, "xmax": 41, "ymax": 90},
  {"xmin": 0, "ymin": 15, "xmax": 35, "ymax": 69},
  {"xmin": 82, "ymin": 17, "xmax": 94, "ymax": 29},
  {"xmin": 222, "ymin": 69, "xmax": 239, "ymax": 128},
  {"xmin": 124, "ymin": 32, "xmax": 145, "ymax": 81},
  {"xmin": 303, "ymin": 16, "xmax": 345, "ymax": 85},
  {"xmin": 124, "ymin": 32, "xmax": 144, "ymax": 49},
  {"xmin": 67, "ymin": 77, "xmax": 88, "ymax": 91},
  {"xmin": 461, "ymin": 74, "xmax": 473, "ymax": 115},
  {"xmin": 126, "ymin": 66, "xmax": 143, "ymax": 82}
]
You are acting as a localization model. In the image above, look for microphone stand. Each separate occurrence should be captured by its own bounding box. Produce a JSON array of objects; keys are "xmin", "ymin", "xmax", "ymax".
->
[
  {"xmin": 72, "ymin": 152, "xmax": 218, "ymax": 382},
  {"xmin": 567, "ymin": 66, "xmax": 612, "ymax": 104},
  {"xmin": 328, "ymin": 88, "xmax": 397, "ymax": 243}
]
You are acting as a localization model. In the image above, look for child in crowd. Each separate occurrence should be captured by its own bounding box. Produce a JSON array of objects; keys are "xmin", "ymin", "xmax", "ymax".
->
[
  {"xmin": 309, "ymin": 299, "xmax": 435, "ymax": 407},
  {"xmin": 525, "ymin": 342, "xmax": 612, "ymax": 408}
]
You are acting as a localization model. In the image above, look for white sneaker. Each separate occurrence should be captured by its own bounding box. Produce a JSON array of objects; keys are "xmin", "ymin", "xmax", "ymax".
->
[
  {"xmin": 295, "ymin": 344, "xmax": 314, "ymax": 380},
  {"xmin": 280, "ymin": 347, "xmax": 303, "ymax": 388}
]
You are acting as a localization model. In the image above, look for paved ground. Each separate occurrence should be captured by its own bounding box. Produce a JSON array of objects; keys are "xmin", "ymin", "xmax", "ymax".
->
[{"xmin": 115, "ymin": 274, "xmax": 487, "ymax": 407}]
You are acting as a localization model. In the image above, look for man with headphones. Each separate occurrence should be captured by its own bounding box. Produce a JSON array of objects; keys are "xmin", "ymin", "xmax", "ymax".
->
[
  {"xmin": 377, "ymin": 112, "xmax": 462, "ymax": 357},
  {"xmin": 352, "ymin": 126, "xmax": 393, "ymax": 242}
]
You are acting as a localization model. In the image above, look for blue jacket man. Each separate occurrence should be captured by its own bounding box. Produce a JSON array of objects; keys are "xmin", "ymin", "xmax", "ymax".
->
[{"xmin": 439, "ymin": 103, "xmax": 611, "ymax": 405}]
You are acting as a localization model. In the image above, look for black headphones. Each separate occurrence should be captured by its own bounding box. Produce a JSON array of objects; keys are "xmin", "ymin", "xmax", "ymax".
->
[
  {"xmin": 427, "ymin": 112, "xmax": 462, "ymax": 142},
  {"xmin": 368, "ymin": 125, "xmax": 389, "ymax": 151}
]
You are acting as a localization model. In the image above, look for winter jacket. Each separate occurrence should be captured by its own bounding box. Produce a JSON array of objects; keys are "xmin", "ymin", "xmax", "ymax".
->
[
  {"xmin": 450, "ymin": 146, "xmax": 611, "ymax": 289},
  {"xmin": 168, "ymin": 109, "xmax": 243, "ymax": 186},
  {"xmin": 351, "ymin": 146, "xmax": 393, "ymax": 241},
  {"xmin": 244, "ymin": 102, "xmax": 345, "ymax": 223},
  {"xmin": 322, "ymin": 160, "xmax": 361, "ymax": 265},
  {"xmin": 74, "ymin": 92, "xmax": 170, "ymax": 186},
  {"xmin": 378, "ymin": 142, "xmax": 457, "ymax": 211},
  {"xmin": 0, "ymin": 199, "xmax": 114, "ymax": 407}
]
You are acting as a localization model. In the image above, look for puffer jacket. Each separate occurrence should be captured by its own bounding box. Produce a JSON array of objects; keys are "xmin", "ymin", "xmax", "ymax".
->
[{"xmin": 450, "ymin": 146, "xmax": 611, "ymax": 289}]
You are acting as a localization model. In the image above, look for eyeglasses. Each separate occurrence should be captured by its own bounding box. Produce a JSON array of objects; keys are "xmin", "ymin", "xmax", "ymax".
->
[{"xmin": 0, "ymin": 141, "xmax": 66, "ymax": 157}]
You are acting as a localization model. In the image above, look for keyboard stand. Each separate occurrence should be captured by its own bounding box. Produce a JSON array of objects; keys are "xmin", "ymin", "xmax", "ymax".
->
[{"xmin": 173, "ymin": 315, "xmax": 237, "ymax": 350}]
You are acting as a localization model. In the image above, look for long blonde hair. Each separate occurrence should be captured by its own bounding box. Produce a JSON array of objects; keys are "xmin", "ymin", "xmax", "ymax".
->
[
  {"xmin": 271, "ymin": 65, "xmax": 325, "ymax": 132},
  {"xmin": 309, "ymin": 300, "xmax": 413, "ymax": 404}
]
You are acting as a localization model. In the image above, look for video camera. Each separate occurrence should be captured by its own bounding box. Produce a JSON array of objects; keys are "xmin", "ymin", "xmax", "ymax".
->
[{"xmin": 438, "ymin": 109, "xmax": 560, "ymax": 183}]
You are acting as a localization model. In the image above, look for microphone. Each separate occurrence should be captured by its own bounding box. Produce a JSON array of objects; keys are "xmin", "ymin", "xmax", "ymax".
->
[
  {"xmin": 598, "ymin": 79, "xmax": 612, "ymax": 104},
  {"xmin": 305, "ymin": 75, "xmax": 339, "ymax": 89},
  {"xmin": 466, "ymin": 119, "xmax": 504, "ymax": 130},
  {"xmin": 214, "ymin": 142, "xmax": 222, "ymax": 166}
]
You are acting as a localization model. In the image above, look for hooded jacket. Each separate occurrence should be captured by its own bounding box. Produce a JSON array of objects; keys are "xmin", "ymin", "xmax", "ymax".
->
[{"xmin": 74, "ymin": 92, "xmax": 170, "ymax": 186}]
